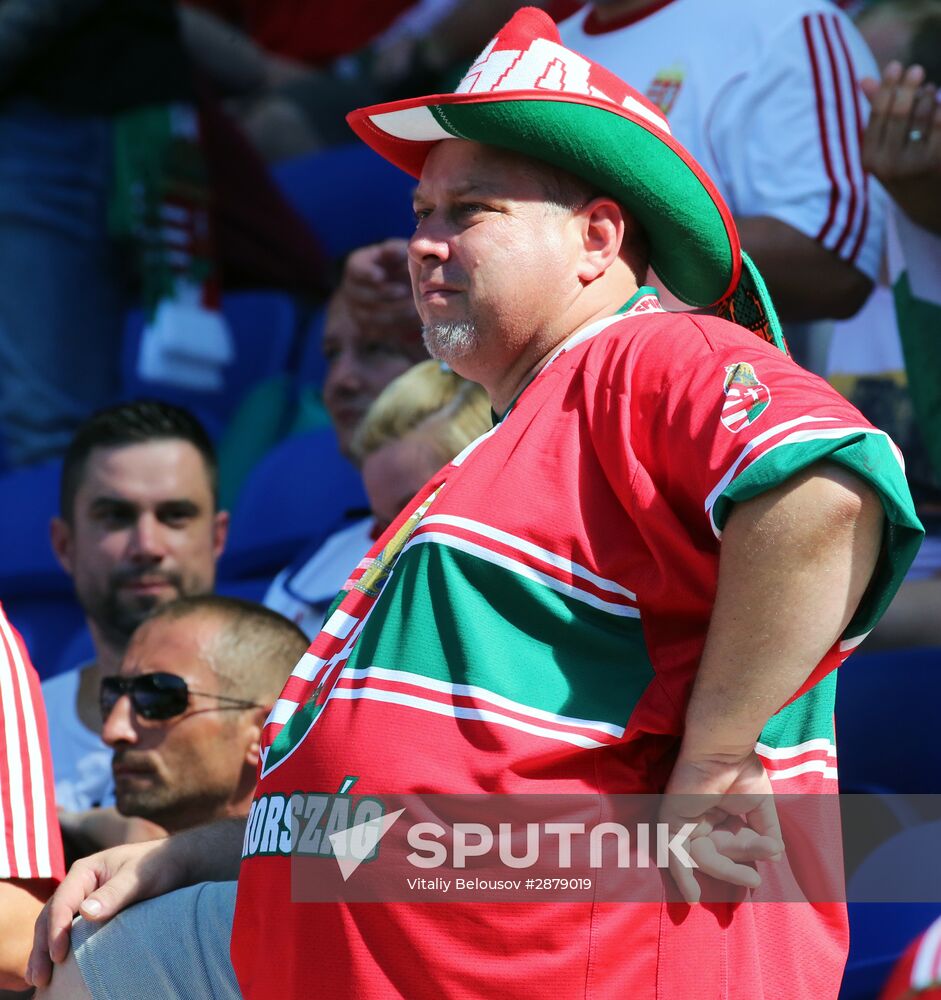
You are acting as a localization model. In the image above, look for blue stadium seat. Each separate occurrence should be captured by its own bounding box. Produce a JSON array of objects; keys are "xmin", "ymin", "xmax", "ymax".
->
[
  {"xmin": 0, "ymin": 459, "xmax": 69, "ymax": 597},
  {"xmin": 5, "ymin": 595, "xmax": 86, "ymax": 680},
  {"xmin": 836, "ymin": 647, "xmax": 941, "ymax": 795},
  {"xmin": 121, "ymin": 291, "xmax": 300, "ymax": 436},
  {"xmin": 273, "ymin": 144, "xmax": 416, "ymax": 259},
  {"xmin": 216, "ymin": 577, "xmax": 271, "ymax": 605},
  {"xmin": 218, "ymin": 427, "xmax": 367, "ymax": 581}
]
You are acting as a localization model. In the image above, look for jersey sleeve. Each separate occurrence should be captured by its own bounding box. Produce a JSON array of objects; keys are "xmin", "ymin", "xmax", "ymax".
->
[
  {"xmin": 708, "ymin": 7, "xmax": 885, "ymax": 281},
  {"xmin": 592, "ymin": 314, "xmax": 922, "ymax": 644},
  {"xmin": 0, "ymin": 605, "xmax": 65, "ymax": 881}
]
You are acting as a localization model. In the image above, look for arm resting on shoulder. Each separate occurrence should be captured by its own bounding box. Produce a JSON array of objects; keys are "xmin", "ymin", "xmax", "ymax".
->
[
  {"xmin": 736, "ymin": 216, "xmax": 873, "ymax": 322},
  {"xmin": 26, "ymin": 817, "xmax": 245, "ymax": 989}
]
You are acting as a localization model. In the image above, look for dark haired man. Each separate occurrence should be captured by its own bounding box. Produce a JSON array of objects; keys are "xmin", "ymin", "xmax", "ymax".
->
[{"xmin": 43, "ymin": 400, "xmax": 228, "ymax": 813}]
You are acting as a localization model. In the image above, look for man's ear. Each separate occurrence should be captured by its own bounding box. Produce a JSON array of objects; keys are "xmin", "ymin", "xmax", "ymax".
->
[
  {"xmin": 576, "ymin": 197, "xmax": 625, "ymax": 283},
  {"xmin": 243, "ymin": 705, "xmax": 268, "ymax": 769},
  {"xmin": 49, "ymin": 516, "xmax": 75, "ymax": 577},
  {"xmin": 212, "ymin": 510, "xmax": 230, "ymax": 561}
]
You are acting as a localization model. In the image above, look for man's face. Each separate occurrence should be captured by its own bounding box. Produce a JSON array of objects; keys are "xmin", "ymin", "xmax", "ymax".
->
[
  {"xmin": 408, "ymin": 140, "xmax": 582, "ymax": 379},
  {"xmin": 102, "ymin": 614, "xmax": 257, "ymax": 831},
  {"xmin": 51, "ymin": 440, "xmax": 227, "ymax": 649},
  {"xmin": 322, "ymin": 296, "xmax": 420, "ymax": 456}
]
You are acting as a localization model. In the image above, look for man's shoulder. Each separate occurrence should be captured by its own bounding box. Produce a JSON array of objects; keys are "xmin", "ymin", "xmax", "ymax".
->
[{"xmin": 579, "ymin": 309, "xmax": 784, "ymax": 373}]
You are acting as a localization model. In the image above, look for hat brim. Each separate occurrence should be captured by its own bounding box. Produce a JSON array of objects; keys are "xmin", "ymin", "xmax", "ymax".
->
[{"xmin": 347, "ymin": 91, "xmax": 741, "ymax": 308}]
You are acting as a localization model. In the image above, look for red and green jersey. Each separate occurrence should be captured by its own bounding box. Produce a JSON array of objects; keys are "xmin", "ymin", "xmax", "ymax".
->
[{"xmin": 232, "ymin": 293, "xmax": 922, "ymax": 999}]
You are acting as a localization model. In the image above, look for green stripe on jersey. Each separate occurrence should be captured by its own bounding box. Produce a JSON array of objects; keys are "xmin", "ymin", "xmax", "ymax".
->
[
  {"xmin": 712, "ymin": 432, "xmax": 924, "ymax": 637},
  {"xmin": 759, "ymin": 672, "xmax": 836, "ymax": 750},
  {"xmin": 347, "ymin": 542, "xmax": 654, "ymax": 728}
]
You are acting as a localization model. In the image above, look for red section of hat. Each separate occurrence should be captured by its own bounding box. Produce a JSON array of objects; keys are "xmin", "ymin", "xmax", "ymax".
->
[{"xmin": 460, "ymin": 6, "xmax": 668, "ymax": 131}]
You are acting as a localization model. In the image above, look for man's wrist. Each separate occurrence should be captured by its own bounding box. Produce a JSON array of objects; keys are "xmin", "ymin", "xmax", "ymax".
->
[{"xmin": 677, "ymin": 728, "xmax": 761, "ymax": 765}]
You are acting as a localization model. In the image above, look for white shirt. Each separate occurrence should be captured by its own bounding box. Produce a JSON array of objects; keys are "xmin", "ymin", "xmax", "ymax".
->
[
  {"xmin": 264, "ymin": 518, "xmax": 376, "ymax": 639},
  {"xmin": 42, "ymin": 662, "xmax": 115, "ymax": 811},
  {"xmin": 559, "ymin": 0, "xmax": 885, "ymax": 281}
]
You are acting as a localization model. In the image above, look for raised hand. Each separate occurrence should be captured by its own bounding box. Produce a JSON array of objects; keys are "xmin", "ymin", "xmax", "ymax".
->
[{"xmin": 861, "ymin": 62, "xmax": 941, "ymax": 234}]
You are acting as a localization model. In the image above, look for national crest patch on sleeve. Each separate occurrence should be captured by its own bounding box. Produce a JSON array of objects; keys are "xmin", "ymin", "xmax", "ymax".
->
[{"xmin": 721, "ymin": 362, "xmax": 771, "ymax": 432}]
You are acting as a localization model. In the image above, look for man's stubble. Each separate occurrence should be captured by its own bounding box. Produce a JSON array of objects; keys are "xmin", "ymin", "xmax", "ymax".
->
[{"xmin": 421, "ymin": 320, "xmax": 481, "ymax": 364}]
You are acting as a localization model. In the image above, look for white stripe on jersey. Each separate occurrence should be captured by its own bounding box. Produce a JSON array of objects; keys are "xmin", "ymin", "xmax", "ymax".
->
[
  {"xmin": 0, "ymin": 611, "xmax": 53, "ymax": 879},
  {"xmin": 418, "ymin": 514, "xmax": 637, "ymax": 600}
]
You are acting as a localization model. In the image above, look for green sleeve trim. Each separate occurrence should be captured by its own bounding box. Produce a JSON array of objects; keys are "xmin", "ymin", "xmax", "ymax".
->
[
  {"xmin": 712, "ymin": 432, "xmax": 924, "ymax": 638},
  {"xmin": 759, "ymin": 671, "xmax": 836, "ymax": 749}
]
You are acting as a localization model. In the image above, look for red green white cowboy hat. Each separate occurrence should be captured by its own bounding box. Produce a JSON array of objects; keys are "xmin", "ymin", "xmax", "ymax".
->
[{"xmin": 347, "ymin": 7, "xmax": 783, "ymax": 348}]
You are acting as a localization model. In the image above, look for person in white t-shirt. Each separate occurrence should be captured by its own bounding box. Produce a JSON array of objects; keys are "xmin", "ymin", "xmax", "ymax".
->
[{"xmin": 558, "ymin": 0, "xmax": 885, "ymax": 326}]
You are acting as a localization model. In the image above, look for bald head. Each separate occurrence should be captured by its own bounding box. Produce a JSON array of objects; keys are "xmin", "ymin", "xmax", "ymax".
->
[{"xmin": 137, "ymin": 595, "xmax": 309, "ymax": 703}]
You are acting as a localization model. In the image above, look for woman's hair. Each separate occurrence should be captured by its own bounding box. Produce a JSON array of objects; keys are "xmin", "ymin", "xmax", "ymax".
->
[{"xmin": 350, "ymin": 359, "xmax": 491, "ymax": 465}]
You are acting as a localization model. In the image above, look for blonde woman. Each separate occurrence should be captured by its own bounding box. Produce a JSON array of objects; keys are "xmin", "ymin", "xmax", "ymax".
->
[{"xmin": 264, "ymin": 361, "xmax": 489, "ymax": 635}]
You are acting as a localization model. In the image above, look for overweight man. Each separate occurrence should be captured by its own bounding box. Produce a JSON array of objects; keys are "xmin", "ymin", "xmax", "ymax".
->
[{"xmin": 29, "ymin": 10, "xmax": 922, "ymax": 1000}]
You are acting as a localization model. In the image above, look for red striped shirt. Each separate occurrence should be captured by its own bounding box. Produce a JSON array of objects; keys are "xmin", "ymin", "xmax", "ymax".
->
[{"xmin": 0, "ymin": 605, "xmax": 64, "ymax": 881}]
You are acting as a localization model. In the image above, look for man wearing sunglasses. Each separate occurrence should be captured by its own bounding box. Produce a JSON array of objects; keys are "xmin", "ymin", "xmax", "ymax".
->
[
  {"xmin": 29, "ymin": 595, "xmax": 307, "ymax": 999},
  {"xmin": 44, "ymin": 400, "xmax": 229, "ymax": 816},
  {"xmin": 99, "ymin": 595, "xmax": 308, "ymax": 837}
]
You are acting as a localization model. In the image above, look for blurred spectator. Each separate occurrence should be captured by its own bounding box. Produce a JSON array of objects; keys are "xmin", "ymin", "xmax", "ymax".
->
[
  {"xmin": 42, "ymin": 401, "xmax": 228, "ymax": 812},
  {"xmin": 0, "ymin": 0, "xmax": 226, "ymax": 467},
  {"xmin": 322, "ymin": 239, "xmax": 428, "ymax": 458},
  {"xmin": 266, "ymin": 360, "xmax": 490, "ymax": 637},
  {"xmin": 0, "ymin": 604, "xmax": 64, "ymax": 990},
  {"xmin": 558, "ymin": 0, "xmax": 885, "ymax": 326},
  {"xmin": 179, "ymin": 0, "xmax": 579, "ymax": 160},
  {"xmin": 353, "ymin": 361, "xmax": 492, "ymax": 532},
  {"xmin": 183, "ymin": 0, "xmax": 421, "ymax": 69}
]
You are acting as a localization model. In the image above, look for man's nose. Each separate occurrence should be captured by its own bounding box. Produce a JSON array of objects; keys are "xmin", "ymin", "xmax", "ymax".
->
[
  {"xmin": 102, "ymin": 694, "xmax": 139, "ymax": 747},
  {"xmin": 408, "ymin": 216, "xmax": 451, "ymax": 265},
  {"xmin": 325, "ymin": 349, "xmax": 366, "ymax": 395},
  {"xmin": 128, "ymin": 513, "xmax": 168, "ymax": 562}
]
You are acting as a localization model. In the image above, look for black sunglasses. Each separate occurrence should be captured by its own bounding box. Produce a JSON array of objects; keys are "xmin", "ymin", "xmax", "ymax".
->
[{"xmin": 100, "ymin": 672, "xmax": 262, "ymax": 721}]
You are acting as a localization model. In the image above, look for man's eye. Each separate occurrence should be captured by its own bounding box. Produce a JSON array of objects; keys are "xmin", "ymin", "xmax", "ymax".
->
[
  {"xmin": 413, "ymin": 207, "xmax": 431, "ymax": 223},
  {"xmin": 363, "ymin": 341, "xmax": 401, "ymax": 358},
  {"xmin": 160, "ymin": 505, "xmax": 196, "ymax": 526},
  {"xmin": 94, "ymin": 507, "xmax": 133, "ymax": 528}
]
